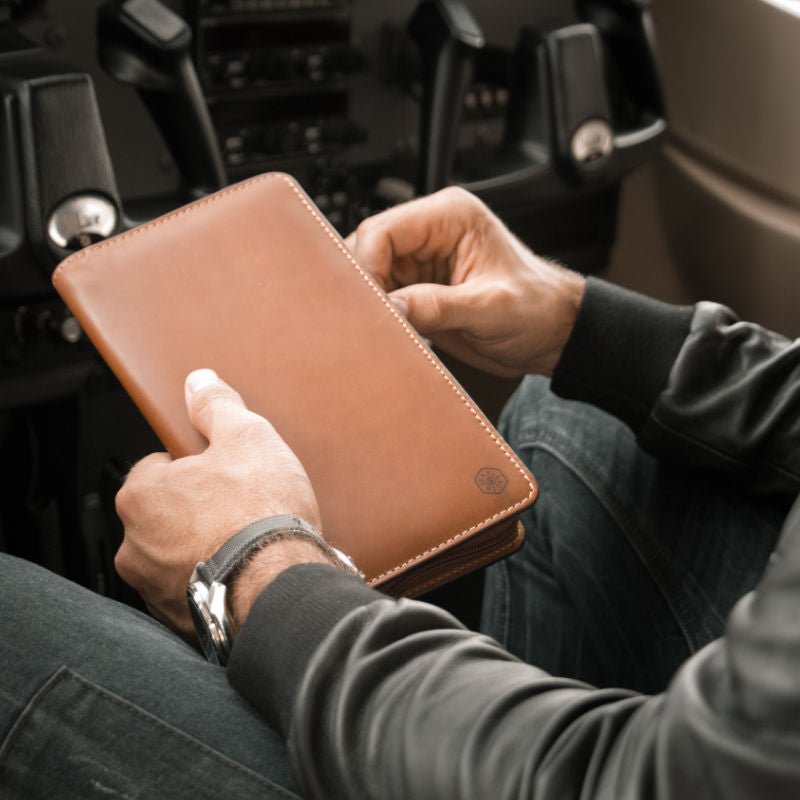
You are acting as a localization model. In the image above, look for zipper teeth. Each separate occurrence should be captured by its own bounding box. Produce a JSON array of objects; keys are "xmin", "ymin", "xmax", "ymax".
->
[{"xmin": 377, "ymin": 520, "xmax": 518, "ymax": 596}]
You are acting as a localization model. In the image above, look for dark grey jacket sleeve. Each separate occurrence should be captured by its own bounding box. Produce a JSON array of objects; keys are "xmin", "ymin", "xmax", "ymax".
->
[
  {"xmin": 553, "ymin": 278, "xmax": 800, "ymax": 494},
  {"xmin": 230, "ymin": 496, "xmax": 800, "ymax": 799},
  {"xmin": 226, "ymin": 278, "xmax": 800, "ymax": 797}
]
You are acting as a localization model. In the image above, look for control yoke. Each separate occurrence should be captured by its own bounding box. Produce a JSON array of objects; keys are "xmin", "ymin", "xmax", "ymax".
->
[{"xmin": 409, "ymin": 0, "xmax": 666, "ymax": 209}]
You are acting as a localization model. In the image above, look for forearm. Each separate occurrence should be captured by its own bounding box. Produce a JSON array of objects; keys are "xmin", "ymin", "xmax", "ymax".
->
[
  {"xmin": 552, "ymin": 277, "xmax": 694, "ymax": 430},
  {"xmin": 283, "ymin": 594, "xmax": 652, "ymax": 800},
  {"xmin": 230, "ymin": 564, "xmax": 649, "ymax": 799},
  {"xmin": 553, "ymin": 278, "xmax": 800, "ymax": 494},
  {"xmin": 227, "ymin": 538, "xmax": 335, "ymax": 635},
  {"xmin": 228, "ymin": 503, "xmax": 800, "ymax": 799}
]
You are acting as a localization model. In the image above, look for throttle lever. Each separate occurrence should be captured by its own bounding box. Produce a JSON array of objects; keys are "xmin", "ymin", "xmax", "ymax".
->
[
  {"xmin": 97, "ymin": 0, "xmax": 225, "ymax": 199},
  {"xmin": 408, "ymin": 0, "xmax": 484, "ymax": 195},
  {"xmin": 471, "ymin": 21, "xmax": 664, "ymax": 200},
  {"xmin": 408, "ymin": 0, "xmax": 665, "ymax": 205},
  {"xmin": 546, "ymin": 24, "xmax": 615, "ymax": 176},
  {"xmin": 577, "ymin": 0, "xmax": 666, "ymax": 175}
]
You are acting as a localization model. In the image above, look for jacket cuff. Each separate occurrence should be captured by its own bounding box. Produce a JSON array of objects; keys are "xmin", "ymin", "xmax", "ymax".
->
[
  {"xmin": 227, "ymin": 563, "xmax": 382, "ymax": 736},
  {"xmin": 552, "ymin": 277, "xmax": 694, "ymax": 431}
]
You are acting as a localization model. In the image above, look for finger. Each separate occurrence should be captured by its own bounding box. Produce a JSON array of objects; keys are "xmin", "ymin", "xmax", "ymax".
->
[
  {"xmin": 391, "ymin": 283, "xmax": 476, "ymax": 338},
  {"xmin": 351, "ymin": 187, "xmax": 483, "ymax": 283},
  {"xmin": 427, "ymin": 331, "xmax": 515, "ymax": 378},
  {"xmin": 389, "ymin": 293, "xmax": 408, "ymax": 318},
  {"xmin": 184, "ymin": 368, "xmax": 251, "ymax": 443},
  {"xmin": 347, "ymin": 230, "xmax": 392, "ymax": 292}
]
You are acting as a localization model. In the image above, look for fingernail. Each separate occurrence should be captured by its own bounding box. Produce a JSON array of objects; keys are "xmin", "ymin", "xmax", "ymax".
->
[
  {"xmin": 390, "ymin": 295, "xmax": 408, "ymax": 317},
  {"xmin": 186, "ymin": 368, "xmax": 219, "ymax": 394}
]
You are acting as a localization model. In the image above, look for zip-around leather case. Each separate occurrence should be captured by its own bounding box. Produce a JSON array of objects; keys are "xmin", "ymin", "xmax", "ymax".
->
[{"xmin": 53, "ymin": 173, "xmax": 538, "ymax": 596}]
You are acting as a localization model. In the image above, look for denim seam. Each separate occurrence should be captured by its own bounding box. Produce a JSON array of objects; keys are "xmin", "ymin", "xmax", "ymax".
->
[
  {"xmin": 0, "ymin": 665, "xmax": 301, "ymax": 799},
  {"xmin": 0, "ymin": 665, "xmax": 67, "ymax": 768},
  {"xmin": 518, "ymin": 436, "xmax": 704, "ymax": 653},
  {"xmin": 493, "ymin": 557, "xmax": 511, "ymax": 646}
]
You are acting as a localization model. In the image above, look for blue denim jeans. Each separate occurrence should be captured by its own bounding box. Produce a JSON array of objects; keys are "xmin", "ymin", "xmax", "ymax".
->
[
  {"xmin": 481, "ymin": 376, "xmax": 790, "ymax": 693},
  {"xmin": 0, "ymin": 555, "xmax": 300, "ymax": 798},
  {"xmin": 0, "ymin": 377, "xmax": 789, "ymax": 796}
]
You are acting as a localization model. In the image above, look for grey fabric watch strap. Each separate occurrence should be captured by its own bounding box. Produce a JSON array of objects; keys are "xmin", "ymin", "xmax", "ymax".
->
[
  {"xmin": 188, "ymin": 514, "xmax": 361, "ymax": 666},
  {"xmin": 195, "ymin": 514, "xmax": 348, "ymax": 586}
]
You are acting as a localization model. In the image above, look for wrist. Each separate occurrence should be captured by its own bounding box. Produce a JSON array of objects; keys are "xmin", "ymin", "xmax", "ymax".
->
[
  {"xmin": 228, "ymin": 537, "xmax": 336, "ymax": 633},
  {"xmin": 187, "ymin": 514, "xmax": 362, "ymax": 664},
  {"xmin": 536, "ymin": 270, "xmax": 586, "ymax": 377}
]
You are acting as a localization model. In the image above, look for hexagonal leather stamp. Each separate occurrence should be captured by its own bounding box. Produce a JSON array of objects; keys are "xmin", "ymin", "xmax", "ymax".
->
[{"xmin": 474, "ymin": 467, "xmax": 508, "ymax": 494}]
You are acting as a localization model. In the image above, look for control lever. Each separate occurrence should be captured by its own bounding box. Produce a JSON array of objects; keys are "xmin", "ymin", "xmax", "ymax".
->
[
  {"xmin": 0, "ymin": 26, "xmax": 123, "ymax": 290},
  {"xmin": 97, "ymin": 0, "xmax": 225, "ymax": 199},
  {"xmin": 408, "ymin": 0, "xmax": 666, "ymax": 208},
  {"xmin": 408, "ymin": 0, "xmax": 484, "ymax": 195},
  {"xmin": 576, "ymin": 0, "xmax": 666, "ymax": 175}
]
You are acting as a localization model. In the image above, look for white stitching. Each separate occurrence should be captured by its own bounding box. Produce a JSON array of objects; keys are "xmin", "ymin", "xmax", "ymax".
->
[
  {"xmin": 274, "ymin": 175, "xmax": 536, "ymax": 579},
  {"xmin": 375, "ymin": 524, "xmax": 523, "ymax": 596},
  {"xmin": 52, "ymin": 173, "xmax": 537, "ymax": 582}
]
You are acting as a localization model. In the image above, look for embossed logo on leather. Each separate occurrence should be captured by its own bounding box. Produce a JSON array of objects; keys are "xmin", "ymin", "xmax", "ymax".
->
[{"xmin": 475, "ymin": 467, "xmax": 507, "ymax": 494}]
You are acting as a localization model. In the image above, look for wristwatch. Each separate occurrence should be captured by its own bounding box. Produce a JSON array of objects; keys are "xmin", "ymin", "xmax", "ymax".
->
[{"xmin": 187, "ymin": 514, "xmax": 361, "ymax": 665}]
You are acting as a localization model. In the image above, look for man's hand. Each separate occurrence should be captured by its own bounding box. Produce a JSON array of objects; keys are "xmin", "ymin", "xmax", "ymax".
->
[
  {"xmin": 115, "ymin": 369, "xmax": 325, "ymax": 639},
  {"xmin": 347, "ymin": 187, "xmax": 585, "ymax": 377}
]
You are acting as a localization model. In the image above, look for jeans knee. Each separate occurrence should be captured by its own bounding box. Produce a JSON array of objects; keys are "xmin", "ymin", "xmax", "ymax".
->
[
  {"xmin": 0, "ymin": 552, "xmax": 48, "ymax": 592},
  {"xmin": 499, "ymin": 375, "xmax": 552, "ymax": 447}
]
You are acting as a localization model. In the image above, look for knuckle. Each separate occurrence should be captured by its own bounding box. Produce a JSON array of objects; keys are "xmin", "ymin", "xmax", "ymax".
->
[
  {"xmin": 233, "ymin": 408, "xmax": 270, "ymax": 438},
  {"xmin": 489, "ymin": 281, "xmax": 517, "ymax": 307},
  {"xmin": 221, "ymin": 411, "xmax": 276, "ymax": 456},
  {"xmin": 353, "ymin": 216, "xmax": 391, "ymax": 260},
  {"xmin": 438, "ymin": 185, "xmax": 469, "ymax": 202},
  {"xmin": 423, "ymin": 290, "xmax": 447, "ymax": 328},
  {"xmin": 354, "ymin": 215, "xmax": 378, "ymax": 240},
  {"xmin": 115, "ymin": 482, "xmax": 134, "ymax": 518},
  {"xmin": 114, "ymin": 546, "xmax": 131, "ymax": 581},
  {"xmin": 115, "ymin": 488, "xmax": 127, "ymax": 516},
  {"xmin": 114, "ymin": 454, "xmax": 167, "ymax": 518},
  {"xmin": 193, "ymin": 384, "xmax": 231, "ymax": 416},
  {"xmin": 438, "ymin": 185, "xmax": 479, "ymax": 210}
]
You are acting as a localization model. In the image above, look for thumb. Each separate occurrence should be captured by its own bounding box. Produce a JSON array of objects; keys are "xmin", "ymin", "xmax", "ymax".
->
[
  {"xmin": 185, "ymin": 368, "xmax": 248, "ymax": 444},
  {"xmin": 390, "ymin": 283, "xmax": 473, "ymax": 338}
]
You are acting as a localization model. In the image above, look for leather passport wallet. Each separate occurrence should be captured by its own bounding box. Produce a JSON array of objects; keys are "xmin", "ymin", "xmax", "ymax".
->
[{"xmin": 53, "ymin": 173, "xmax": 538, "ymax": 597}]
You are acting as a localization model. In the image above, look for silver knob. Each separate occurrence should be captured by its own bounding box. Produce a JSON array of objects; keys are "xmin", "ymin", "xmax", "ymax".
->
[
  {"xmin": 60, "ymin": 316, "xmax": 82, "ymax": 344},
  {"xmin": 47, "ymin": 194, "xmax": 118, "ymax": 250},
  {"xmin": 570, "ymin": 120, "xmax": 614, "ymax": 166}
]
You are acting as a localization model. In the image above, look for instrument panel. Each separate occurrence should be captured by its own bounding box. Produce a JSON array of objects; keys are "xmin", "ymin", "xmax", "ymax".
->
[{"xmin": 1, "ymin": 0, "xmax": 663, "ymax": 597}]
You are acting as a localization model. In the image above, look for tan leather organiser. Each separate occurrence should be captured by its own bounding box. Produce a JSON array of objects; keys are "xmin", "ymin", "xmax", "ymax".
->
[{"xmin": 53, "ymin": 173, "xmax": 537, "ymax": 597}]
